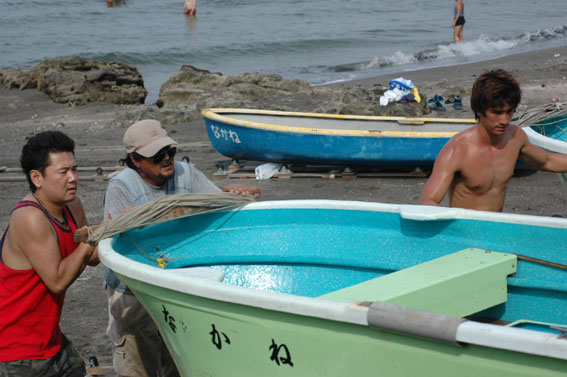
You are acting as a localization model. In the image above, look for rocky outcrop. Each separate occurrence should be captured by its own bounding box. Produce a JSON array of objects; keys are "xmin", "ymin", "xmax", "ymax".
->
[
  {"xmin": 0, "ymin": 57, "xmax": 147, "ymax": 105},
  {"xmin": 156, "ymin": 65, "xmax": 431, "ymax": 120},
  {"xmin": 1, "ymin": 58, "xmax": 432, "ymax": 122}
]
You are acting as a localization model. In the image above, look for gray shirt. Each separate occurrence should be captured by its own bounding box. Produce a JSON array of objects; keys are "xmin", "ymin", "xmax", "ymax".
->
[
  {"xmin": 103, "ymin": 162, "xmax": 220, "ymax": 220},
  {"xmin": 103, "ymin": 161, "xmax": 221, "ymax": 292}
]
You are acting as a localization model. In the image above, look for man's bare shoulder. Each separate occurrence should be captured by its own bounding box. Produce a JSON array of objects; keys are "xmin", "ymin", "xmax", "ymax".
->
[
  {"xmin": 448, "ymin": 125, "xmax": 475, "ymax": 142},
  {"xmin": 432, "ymin": 127, "xmax": 481, "ymax": 172},
  {"xmin": 10, "ymin": 203, "xmax": 52, "ymax": 236},
  {"xmin": 442, "ymin": 126, "xmax": 477, "ymax": 152},
  {"xmin": 6, "ymin": 204, "xmax": 55, "ymax": 262},
  {"xmin": 510, "ymin": 125, "xmax": 528, "ymax": 141}
]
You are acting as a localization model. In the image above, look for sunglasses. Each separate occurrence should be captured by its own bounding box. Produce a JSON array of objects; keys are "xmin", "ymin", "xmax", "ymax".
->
[{"xmin": 149, "ymin": 146, "xmax": 177, "ymax": 164}]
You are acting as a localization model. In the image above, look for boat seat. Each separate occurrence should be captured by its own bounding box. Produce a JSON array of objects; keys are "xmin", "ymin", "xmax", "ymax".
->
[{"xmin": 319, "ymin": 248, "xmax": 517, "ymax": 317}]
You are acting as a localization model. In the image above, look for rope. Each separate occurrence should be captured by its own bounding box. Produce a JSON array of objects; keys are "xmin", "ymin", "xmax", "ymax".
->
[
  {"xmin": 514, "ymin": 101, "xmax": 567, "ymax": 191},
  {"xmin": 84, "ymin": 192, "xmax": 255, "ymax": 245},
  {"xmin": 514, "ymin": 101, "xmax": 567, "ymax": 129}
]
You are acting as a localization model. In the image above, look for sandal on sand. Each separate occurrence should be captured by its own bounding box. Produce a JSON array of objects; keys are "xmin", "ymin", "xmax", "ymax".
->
[
  {"xmin": 427, "ymin": 95, "xmax": 441, "ymax": 107},
  {"xmin": 428, "ymin": 95, "xmax": 446, "ymax": 111},
  {"xmin": 453, "ymin": 94, "xmax": 463, "ymax": 110}
]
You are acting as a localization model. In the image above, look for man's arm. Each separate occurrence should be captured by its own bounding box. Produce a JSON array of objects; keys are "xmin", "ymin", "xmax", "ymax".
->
[
  {"xmin": 189, "ymin": 164, "xmax": 253, "ymax": 195},
  {"xmin": 8, "ymin": 207, "xmax": 96, "ymax": 295},
  {"xmin": 418, "ymin": 143, "xmax": 460, "ymax": 206},
  {"xmin": 518, "ymin": 130, "xmax": 567, "ymax": 172},
  {"xmin": 68, "ymin": 197, "xmax": 99, "ymax": 266}
]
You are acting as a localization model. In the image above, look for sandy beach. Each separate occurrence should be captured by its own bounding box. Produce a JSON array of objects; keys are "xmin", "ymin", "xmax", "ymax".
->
[{"xmin": 1, "ymin": 46, "xmax": 566, "ymax": 369}]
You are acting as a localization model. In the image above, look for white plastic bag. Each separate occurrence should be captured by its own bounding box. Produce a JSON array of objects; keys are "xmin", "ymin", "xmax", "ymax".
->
[{"xmin": 255, "ymin": 163, "xmax": 280, "ymax": 180}]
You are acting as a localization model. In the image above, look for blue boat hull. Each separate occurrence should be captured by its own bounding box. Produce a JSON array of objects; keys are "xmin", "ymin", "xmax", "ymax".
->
[{"xmin": 203, "ymin": 109, "xmax": 475, "ymax": 167}]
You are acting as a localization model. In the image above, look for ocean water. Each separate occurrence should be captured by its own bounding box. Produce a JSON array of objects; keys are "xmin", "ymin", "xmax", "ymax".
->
[{"xmin": 1, "ymin": 0, "xmax": 566, "ymax": 102}]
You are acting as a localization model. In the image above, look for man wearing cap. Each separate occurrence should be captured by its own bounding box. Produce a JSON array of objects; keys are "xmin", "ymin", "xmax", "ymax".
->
[{"xmin": 103, "ymin": 119, "xmax": 250, "ymax": 377}]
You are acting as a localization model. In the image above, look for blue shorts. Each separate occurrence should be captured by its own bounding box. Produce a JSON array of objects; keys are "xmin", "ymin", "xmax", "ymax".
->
[{"xmin": 455, "ymin": 16, "xmax": 465, "ymax": 26}]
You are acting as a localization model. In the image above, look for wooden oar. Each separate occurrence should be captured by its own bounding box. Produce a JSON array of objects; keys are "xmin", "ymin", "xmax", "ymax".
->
[{"xmin": 74, "ymin": 187, "xmax": 260, "ymax": 243}]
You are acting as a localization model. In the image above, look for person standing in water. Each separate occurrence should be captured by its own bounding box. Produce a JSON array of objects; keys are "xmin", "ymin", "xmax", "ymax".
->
[
  {"xmin": 452, "ymin": 0, "xmax": 465, "ymax": 43},
  {"xmin": 184, "ymin": 0, "xmax": 197, "ymax": 15}
]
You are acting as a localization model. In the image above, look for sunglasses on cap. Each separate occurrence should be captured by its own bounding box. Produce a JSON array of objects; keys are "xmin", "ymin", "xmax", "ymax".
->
[{"xmin": 149, "ymin": 146, "xmax": 177, "ymax": 164}]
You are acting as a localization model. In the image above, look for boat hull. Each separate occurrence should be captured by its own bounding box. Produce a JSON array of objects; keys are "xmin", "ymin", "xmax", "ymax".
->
[
  {"xmin": 203, "ymin": 108, "xmax": 475, "ymax": 167},
  {"xmin": 99, "ymin": 200, "xmax": 567, "ymax": 377},
  {"xmin": 524, "ymin": 114, "xmax": 567, "ymax": 154},
  {"xmin": 524, "ymin": 114, "xmax": 567, "ymax": 184},
  {"xmin": 122, "ymin": 276, "xmax": 566, "ymax": 377}
]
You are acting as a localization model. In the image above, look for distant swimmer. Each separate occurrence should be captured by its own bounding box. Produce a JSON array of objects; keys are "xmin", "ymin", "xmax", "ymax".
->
[
  {"xmin": 452, "ymin": 0, "xmax": 465, "ymax": 43},
  {"xmin": 106, "ymin": 0, "xmax": 129, "ymax": 7},
  {"xmin": 184, "ymin": 0, "xmax": 197, "ymax": 15}
]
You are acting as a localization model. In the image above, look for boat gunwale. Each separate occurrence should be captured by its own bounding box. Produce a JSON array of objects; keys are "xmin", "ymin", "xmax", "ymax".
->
[
  {"xmin": 524, "ymin": 126, "xmax": 567, "ymax": 154},
  {"xmin": 98, "ymin": 200, "xmax": 567, "ymax": 361},
  {"xmin": 202, "ymin": 108, "xmax": 476, "ymax": 138}
]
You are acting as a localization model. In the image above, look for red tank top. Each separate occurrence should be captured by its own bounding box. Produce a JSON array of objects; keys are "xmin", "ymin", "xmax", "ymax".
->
[{"xmin": 0, "ymin": 201, "xmax": 78, "ymax": 362}]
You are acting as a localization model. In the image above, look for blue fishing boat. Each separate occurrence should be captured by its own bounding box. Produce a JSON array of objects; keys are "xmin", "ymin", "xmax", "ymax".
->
[
  {"xmin": 202, "ymin": 108, "xmax": 475, "ymax": 167},
  {"xmin": 98, "ymin": 198, "xmax": 567, "ymax": 377}
]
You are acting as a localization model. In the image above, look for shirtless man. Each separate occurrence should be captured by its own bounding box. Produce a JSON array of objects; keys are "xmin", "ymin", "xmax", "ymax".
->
[
  {"xmin": 0, "ymin": 131, "xmax": 98, "ymax": 376},
  {"xmin": 183, "ymin": 0, "xmax": 197, "ymax": 15},
  {"xmin": 419, "ymin": 69, "xmax": 567, "ymax": 212}
]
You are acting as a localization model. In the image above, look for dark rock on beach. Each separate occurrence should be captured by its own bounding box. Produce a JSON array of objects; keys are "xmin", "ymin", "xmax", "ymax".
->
[
  {"xmin": 156, "ymin": 65, "xmax": 432, "ymax": 120},
  {"xmin": 0, "ymin": 57, "xmax": 147, "ymax": 105},
  {"xmin": 1, "ymin": 57, "xmax": 440, "ymax": 127},
  {"xmin": 1, "ymin": 58, "xmax": 432, "ymax": 127}
]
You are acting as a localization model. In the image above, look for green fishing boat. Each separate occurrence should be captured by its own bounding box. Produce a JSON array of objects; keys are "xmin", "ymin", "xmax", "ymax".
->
[{"xmin": 97, "ymin": 198, "xmax": 567, "ymax": 377}]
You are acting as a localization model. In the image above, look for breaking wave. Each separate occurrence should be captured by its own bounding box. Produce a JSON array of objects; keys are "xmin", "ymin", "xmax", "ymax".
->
[{"xmin": 360, "ymin": 25, "xmax": 567, "ymax": 71}]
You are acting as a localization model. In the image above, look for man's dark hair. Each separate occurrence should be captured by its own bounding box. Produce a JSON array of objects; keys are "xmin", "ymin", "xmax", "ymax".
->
[
  {"xmin": 470, "ymin": 69, "xmax": 522, "ymax": 120},
  {"xmin": 20, "ymin": 131, "xmax": 75, "ymax": 192}
]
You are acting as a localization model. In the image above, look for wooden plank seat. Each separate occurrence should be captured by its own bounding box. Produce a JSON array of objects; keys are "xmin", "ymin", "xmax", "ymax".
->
[{"xmin": 320, "ymin": 248, "xmax": 517, "ymax": 317}]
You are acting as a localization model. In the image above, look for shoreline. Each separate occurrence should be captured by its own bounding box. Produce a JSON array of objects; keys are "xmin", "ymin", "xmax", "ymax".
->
[
  {"xmin": 334, "ymin": 45, "xmax": 567, "ymax": 120},
  {"xmin": 338, "ymin": 45, "xmax": 567, "ymax": 91},
  {"xmin": 1, "ymin": 46, "xmax": 567, "ymax": 369}
]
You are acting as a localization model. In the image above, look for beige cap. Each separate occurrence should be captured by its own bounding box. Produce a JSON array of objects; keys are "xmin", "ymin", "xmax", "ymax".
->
[{"xmin": 123, "ymin": 119, "xmax": 177, "ymax": 157}]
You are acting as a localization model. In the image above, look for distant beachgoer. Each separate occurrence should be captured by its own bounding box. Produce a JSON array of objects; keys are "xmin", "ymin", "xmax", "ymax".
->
[
  {"xmin": 184, "ymin": 0, "xmax": 197, "ymax": 15},
  {"xmin": 106, "ymin": 0, "xmax": 128, "ymax": 7},
  {"xmin": 452, "ymin": 0, "xmax": 465, "ymax": 43},
  {"xmin": 106, "ymin": 0, "xmax": 129, "ymax": 7}
]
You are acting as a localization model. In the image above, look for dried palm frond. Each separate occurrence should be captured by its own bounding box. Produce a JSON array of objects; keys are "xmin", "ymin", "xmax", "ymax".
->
[{"xmin": 79, "ymin": 192, "xmax": 255, "ymax": 245}]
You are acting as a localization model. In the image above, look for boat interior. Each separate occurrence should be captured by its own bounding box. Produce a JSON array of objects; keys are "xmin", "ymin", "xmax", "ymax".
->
[
  {"xmin": 111, "ymin": 206, "xmax": 567, "ymax": 335},
  {"xmin": 223, "ymin": 112, "xmax": 474, "ymax": 133}
]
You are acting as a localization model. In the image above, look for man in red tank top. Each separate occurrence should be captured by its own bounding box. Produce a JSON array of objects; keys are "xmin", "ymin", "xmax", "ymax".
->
[{"xmin": 0, "ymin": 131, "xmax": 99, "ymax": 376}]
